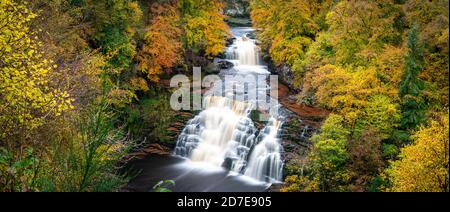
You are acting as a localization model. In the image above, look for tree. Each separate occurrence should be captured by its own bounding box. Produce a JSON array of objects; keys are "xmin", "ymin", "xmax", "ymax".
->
[
  {"xmin": 325, "ymin": 0, "xmax": 404, "ymax": 66},
  {"xmin": 138, "ymin": 1, "xmax": 182, "ymax": 82},
  {"xmin": 386, "ymin": 113, "xmax": 449, "ymax": 192},
  {"xmin": 87, "ymin": 0, "xmax": 142, "ymax": 72},
  {"xmin": 85, "ymin": 0, "xmax": 142, "ymax": 108},
  {"xmin": 404, "ymin": 0, "xmax": 449, "ymax": 107},
  {"xmin": 179, "ymin": 0, "xmax": 229, "ymax": 57},
  {"xmin": 356, "ymin": 95, "xmax": 401, "ymax": 139},
  {"xmin": 29, "ymin": 0, "xmax": 105, "ymax": 107},
  {"xmin": 301, "ymin": 65, "xmax": 387, "ymax": 121},
  {"xmin": 268, "ymin": 0, "xmax": 319, "ymax": 66},
  {"xmin": 307, "ymin": 114, "xmax": 352, "ymax": 192},
  {"xmin": 250, "ymin": 0, "xmax": 331, "ymax": 66},
  {"xmin": 399, "ymin": 23, "xmax": 425, "ymax": 130},
  {"xmin": 0, "ymin": 0, "xmax": 72, "ymax": 144},
  {"xmin": 347, "ymin": 128, "xmax": 384, "ymax": 192}
]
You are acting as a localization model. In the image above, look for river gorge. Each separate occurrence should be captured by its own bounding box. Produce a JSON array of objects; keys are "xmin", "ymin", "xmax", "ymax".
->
[{"xmin": 124, "ymin": 26, "xmax": 322, "ymax": 192}]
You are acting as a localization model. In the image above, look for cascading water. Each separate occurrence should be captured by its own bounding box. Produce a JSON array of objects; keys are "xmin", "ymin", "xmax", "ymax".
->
[
  {"xmin": 175, "ymin": 96, "xmax": 255, "ymax": 167},
  {"xmin": 227, "ymin": 36, "xmax": 261, "ymax": 66},
  {"xmin": 175, "ymin": 27, "xmax": 284, "ymax": 183},
  {"xmin": 244, "ymin": 118, "xmax": 283, "ymax": 182}
]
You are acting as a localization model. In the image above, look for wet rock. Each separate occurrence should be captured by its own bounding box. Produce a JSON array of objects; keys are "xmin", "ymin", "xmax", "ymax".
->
[
  {"xmin": 246, "ymin": 31, "xmax": 257, "ymax": 40},
  {"xmin": 218, "ymin": 60, "xmax": 234, "ymax": 70},
  {"xmin": 226, "ymin": 37, "xmax": 236, "ymax": 46},
  {"xmin": 142, "ymin": 144, "xmax": 171, "ymax": 156},
  {"xmin": 226, "ymin": 18, "xmax": 252, "ymax": 27},
  {"xmin": 269, "ymin": 63, "xmax": 300, "ymax": 93},
  {"xmin": 216, "ymin": 52, "xmax": 227, "ymax": 59},
  {"xmin": 222, "ymin": 158, "xmax": 234, "ymax": 170},
  {"xmin": 267, "ymin": 183, "xmax": 283, "ymax": 192},
  {"xmin": 224, "ymin": 0, "xmax": 250, "ymax": 18}
]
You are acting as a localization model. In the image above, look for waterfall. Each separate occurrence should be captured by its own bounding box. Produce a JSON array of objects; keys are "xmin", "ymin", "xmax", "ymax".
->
[
  {"xmin": 244, "ymin": 118, "xmax": 283, "ymax": 182},
  {"xmin": 175, "ymin": 28, "xmax": 284, "ymax": 183},
  {"xmin": 227, "ymin": 36, "xmax": 261, "ymax": 66},
  {"xmin": 175, "ymin": 96, "xmax": 255, "ymax": 167}
]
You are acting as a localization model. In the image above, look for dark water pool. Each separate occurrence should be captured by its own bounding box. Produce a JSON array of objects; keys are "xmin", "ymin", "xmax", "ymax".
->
[{"xmin": 124, "ymin": 155, "xmax": 271, "ymax": 192}]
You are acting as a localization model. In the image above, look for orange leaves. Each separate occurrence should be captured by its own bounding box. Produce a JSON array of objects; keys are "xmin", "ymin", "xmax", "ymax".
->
[
  {"xmin": 137, "ymin": 0, "xmax": 230, "ymax": 82},
  {"xmin": 137, "ymin": 1, "xmax": 182, "ymax": 82}
]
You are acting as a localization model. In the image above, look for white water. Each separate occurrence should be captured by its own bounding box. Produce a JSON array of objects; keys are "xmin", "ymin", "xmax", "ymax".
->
[
  {"xmin": 227, "ymin": 36, "xmax": 261, "ymax": 66},
  {"xmin": 175, "ymin": 28, "xmax": 284, "ymax": 183},
  {"xmin": 244, "ymin": 118, "xmax": 283, "ymax": 181}
]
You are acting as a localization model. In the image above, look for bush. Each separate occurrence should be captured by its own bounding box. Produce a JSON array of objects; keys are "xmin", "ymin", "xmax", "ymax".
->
[
  {"xmin": 0, "ymin": 98, "xmax": 133, "ymax": 192},
  {"xmin": 41, "ymin": 99, "xmax": 133, "ymax": 192}
]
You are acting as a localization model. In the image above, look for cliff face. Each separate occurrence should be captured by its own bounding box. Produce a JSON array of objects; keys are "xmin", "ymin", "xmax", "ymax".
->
[
  {"xmin": 224, "ymin": 0, "xmax": 250, "ymax": 17},
  {"xmin": 267, "ymin": 61, "xmax": 301, "ymax": 94}
]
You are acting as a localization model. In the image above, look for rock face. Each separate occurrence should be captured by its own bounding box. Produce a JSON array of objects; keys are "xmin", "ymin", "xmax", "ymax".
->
[
  {"xmin": 275, "ymin": 82, "xmax": 329, "ymax": 180},
  {"xmin": 225, "ymin": 0, "xmax": 250, "ymax": 17},
  {"xmin": 217, "ymin": 60, "xmax": 234, "ymax": 70},
  {"xmin": 268, "ymin": 62, "xmax": 300, "ymax": 93}
]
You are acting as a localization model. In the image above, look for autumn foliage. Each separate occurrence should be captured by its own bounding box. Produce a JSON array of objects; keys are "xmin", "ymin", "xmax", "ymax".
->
[
  {"xmin": 386, "ymin": 113, "xmax": 449, "ymax": 192},
  {"xmin": 180, "ymin": 0, "xmax": 230, "ymax": 57},
  {"xmin": 0, "ymin": 0, "xmax": 72, "ymax": 143},
  {"xmin": 0, "ymin": 0, "xmax": 232, "ymax": 192},
  {"xmin": 138, "ymin": 1, "xmax": 182, "ymax": 82},
  {"xmin": 138, "ymin": 0, "xmax": 229, "ymax": 82},
  {"xmin": 262, "ymin": 0, "xmax": 449, "ymax": 192}
]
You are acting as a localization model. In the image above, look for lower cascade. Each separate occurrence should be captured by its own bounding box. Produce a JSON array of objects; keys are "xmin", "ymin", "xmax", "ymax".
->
[{"xmin": 175, "ymin": 96, "xmax": 283, "ymax": 183}]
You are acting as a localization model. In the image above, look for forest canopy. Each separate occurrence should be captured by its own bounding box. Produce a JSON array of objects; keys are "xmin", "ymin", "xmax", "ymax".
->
[
  {"xmin": 250, "ymin": 0, "xmax": 448, "ymax": 192},
  {"xmin": 0, "ymin": 0, "xmax": 448, "ymax": 192},
  {"xmin": 0, "ymin": 0, "xmax": 229, "ymax": 192}
]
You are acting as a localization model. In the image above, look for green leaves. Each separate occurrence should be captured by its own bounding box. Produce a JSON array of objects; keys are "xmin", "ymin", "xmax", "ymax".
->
[
  {"xmin": 399, "ymin": 23, "xmax": 426, "ymax": 130},
  {"xmin": 88, "ymin": 0, "xmax": 142, "ymax": 72},
  {"xmin": 0, "ymin": 147, "xmax": 39, "ymax": 192},
  {"xmin": 153, "ymin": 180, "xmax": 176, "ymax": 192}
]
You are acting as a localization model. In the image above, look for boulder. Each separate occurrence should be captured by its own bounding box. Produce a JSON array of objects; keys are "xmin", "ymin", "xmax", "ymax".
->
[{"xmin": 218, "ymin": 60, "xmax": 234, "ymax": 70}]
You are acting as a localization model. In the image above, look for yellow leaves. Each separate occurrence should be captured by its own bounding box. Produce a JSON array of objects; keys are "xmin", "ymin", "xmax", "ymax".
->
[
  {"xmin": 4, "ymin": 45, "xmax": 12, "ymax": 52},
  {"xmin": 251, "ymin": 0, "xmax": 322, "ymax": 66},
  {"xmin": 270, "ymin": 35, "xmax": 312, "ymax": 66},
  {"xmin": 301, "ymin": 62, "xmax": 402, "ymax": 137},
  {"xmin": 302, "ymin": 64, "xmax": 390, "ymax": 114},
  {"xmin": 386, "ymin": 113, "xmax": 449, "ymax": 192},
  {"xmin": 107, "ymin": 88, "xmax": 136, "ymax": 108},
  {"xmin": 0, "ymin": 0, "xmax": 72, "ymax": 139},
  {"xmin": 280, "ymin": 175, "xmax": 320, "ymax": 192},
  {"xmin": 27, "ymin": 49, "xmax": 35, "ymax": 57},
  {"xmin": 96, "ymin": 142, "xmax": 125, "ymax": 162},
  {"xmin": 130, "ymin": 77, "xmax": 149, "ymax": 92},
  {"xmin": 127, "ymin": 1, "xmax": 142, "ymax": 23},
  {"xmin": 325, "ymin": 0, "xmax": 403, "ymax": 66},
  {"xmin": 181, "ymin": 0, "xmax": 230, "ymax": 57},
  {"xmin": 375, "ymin": 45, "xmax": 405, "ymax": 97}
]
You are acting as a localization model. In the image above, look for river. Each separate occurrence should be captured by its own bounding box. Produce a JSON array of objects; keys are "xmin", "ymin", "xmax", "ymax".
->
[{"xmin": 125, "ymin": 27, "xmax": 292, "ymax": 192}]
